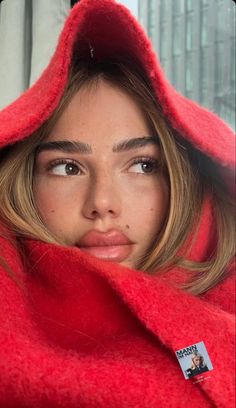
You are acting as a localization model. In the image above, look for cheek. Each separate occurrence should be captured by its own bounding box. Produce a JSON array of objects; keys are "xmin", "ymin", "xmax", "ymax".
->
[
  {"xmin": 132, "ymin": 181, "xmax": 169, "ymax": 241},
  {"xmin": 33, "ymin": 179, "xmax": 77, "ymax": 229},
  {"xmin": 135, "ymin": 199, "xmax": 167, "ymax": 235},
  {"xmin": 126, "ymin": 179, "xmax": 169, "ymax": 222}
]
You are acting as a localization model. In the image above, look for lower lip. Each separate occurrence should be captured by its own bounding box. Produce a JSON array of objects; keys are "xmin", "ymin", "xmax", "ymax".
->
[{"xmin": 78, "ymin": 245, "xmax": 133, "ymax": 262}]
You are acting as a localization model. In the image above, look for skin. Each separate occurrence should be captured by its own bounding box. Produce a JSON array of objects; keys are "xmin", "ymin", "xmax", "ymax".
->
[
  {"xmin": 33, "ymin": 79, "xmax": 169, "ymax": 269},
  {"xmin": 193, "ymin": 357, "xmax": 201, "ymax": 367}
]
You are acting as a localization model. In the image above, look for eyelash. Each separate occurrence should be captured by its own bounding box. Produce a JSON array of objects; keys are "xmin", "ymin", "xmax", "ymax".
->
[
  {"xmin": 46, "ymin": 157, "xmax": 160, "ymax": 175},
  {"xmin": 47, "ymin": 159, "xmax": 80, "ymax": 173},
  {"xmin": 130, "ymin": 157, "xmax": 160, "ymax": 174}
]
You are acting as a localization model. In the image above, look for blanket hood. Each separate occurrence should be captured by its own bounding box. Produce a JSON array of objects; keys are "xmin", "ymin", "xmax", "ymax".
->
[{"xmin": 0, "ymin": 0, "xmax": 235, "ymax": 171}]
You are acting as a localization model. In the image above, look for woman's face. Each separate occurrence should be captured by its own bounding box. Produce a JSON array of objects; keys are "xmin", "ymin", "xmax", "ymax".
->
[
  {"xmin": 193, "ymin": 357, "xmax": 201, "ymax": 367},
  {"xmin": 33, "ymin": 79, "xmax": 169, "ymax": 269}
]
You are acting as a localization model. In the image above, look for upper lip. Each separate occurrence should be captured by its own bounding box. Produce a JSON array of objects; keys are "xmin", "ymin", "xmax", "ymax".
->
[{"xmin": 77, "ymin": 229, "xmax": 133, "ymax": 247}]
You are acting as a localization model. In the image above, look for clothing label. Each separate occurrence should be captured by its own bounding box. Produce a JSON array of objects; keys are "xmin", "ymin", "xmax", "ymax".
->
[{"xmin": 175, "ymin": 341, "xmax": 213, "ymax": 380}]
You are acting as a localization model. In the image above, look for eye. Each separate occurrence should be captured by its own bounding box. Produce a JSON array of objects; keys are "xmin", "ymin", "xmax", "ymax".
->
[
  {"xmin": 129, "ymin": 157, "xmax": 159, "ymax": 174},
  {"xmin": 47, "ymin": 160, "xmax": 82, "ymax": 176}
]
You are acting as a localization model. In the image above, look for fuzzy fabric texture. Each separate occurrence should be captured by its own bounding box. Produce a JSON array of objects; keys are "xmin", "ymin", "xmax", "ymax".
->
[
  {"xmin": 0, "ymin": 233, "xmax": 235, "ymax": 408},
  {"xmin": 0, "ymin": 0, "xmax": 235, "ymax": 407}
]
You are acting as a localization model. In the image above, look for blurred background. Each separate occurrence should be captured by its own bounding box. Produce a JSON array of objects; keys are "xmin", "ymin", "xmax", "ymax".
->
[
  {"xmin": 125, "ymin": 0, "xmax": 235, "ymax": 130},
  {"xmin": 0, "ymin": 0, "xmax": 235, "ymax": 130}
]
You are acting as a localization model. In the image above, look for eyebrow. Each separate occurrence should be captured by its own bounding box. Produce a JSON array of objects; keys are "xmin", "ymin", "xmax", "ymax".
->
[{"xmin": 36, "ymin": 136, "xmax": 159, "ymax": 155}]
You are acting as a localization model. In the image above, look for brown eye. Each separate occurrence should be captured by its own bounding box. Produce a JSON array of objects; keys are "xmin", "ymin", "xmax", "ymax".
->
[
  {"xmin": 140, "ymin": 162, "xmax": 155, "ymax": 173},
  {"xmin": 48, "ymin": 160, "xmax": 82, "ymax": 176},
  {"xmin": 64, "ymin": 163, "xmax": 80, "ymax": 175},
  {"xmin": 129, "ymin": 158, "xmax": 159, "ymax": 174}
]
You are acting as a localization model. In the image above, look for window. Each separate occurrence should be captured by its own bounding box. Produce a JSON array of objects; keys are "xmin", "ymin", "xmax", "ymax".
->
[
  {"xmin": 138, "ymin": 1, "xmax": 146, "ymax": 28},
  {"xmin": 215, "ymin": 42, "xmax": 225, "ymax": 94},
  {"xmin": 200, "ymin": 47, "xmax": 209, "ymax": 93},
  {"xmin": 230, "ymin": 37, "xmax": 235, "ymax": 92},
  {"xmin": 173, "ymin": 55, "xmax": 181, "ymax": 89},
  {"xmin": 228, "ymin": 39, "xmax": 235, "ymax": 129},
  {"xmin": 173, "ymin": 0, "xmax": 184, "ymax": 15},
  {"xmin": 173, "ymin": 17, "xmax": 181, "ymax": 55},
  {"xmin": 200, "ymin": 8, "xmax": 208, "ymax": 47},
  {"xmin": 160, "ymin": 23, "xmax": 168, "ymax": 59},
  {"xmin": 216, "ymin": 1, "xmax": 226, "ymax": 42},
  {"xmin": 186, "ymin": 13, "xmax": 194, "ymax": 51},
  {"xmin": 186, "ymin": 90, "xmax": 194, "ymax": 99},
  {"xmin": 138, "ymin": 0, "xmax": 236, "ymax": 129},
  {"xmin": 201, "ymin": 88, "xmax": 208, "ymax": 107},
  {"xmin": 160, "ymin": 0, "xmax": 168, "ymax": 20},
  {"xmin": 186, "ymin": 52, "xmax": 194, "ymax": 92},
  {"xmin": 148, "ymin": 0, "xmax": 156, "ymax": 39},
  {"xmin": 186, "ymin": 0, "xmax": 193, "ymax": 12}
]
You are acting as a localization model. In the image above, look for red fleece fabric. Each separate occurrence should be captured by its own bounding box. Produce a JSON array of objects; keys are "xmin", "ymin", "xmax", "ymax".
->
[
  {"xmin": 0, "ymin": 1, "xmax": 235, "ymax": 407},
  {"xmin": 0, "ymin": 234, "xmax": 235, "ymax": 408}
]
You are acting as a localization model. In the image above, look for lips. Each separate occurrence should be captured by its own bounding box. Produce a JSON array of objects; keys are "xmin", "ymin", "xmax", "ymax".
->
[{"xmin": 77, "ymin": 229, "xmax": 134, "ymax": 262}]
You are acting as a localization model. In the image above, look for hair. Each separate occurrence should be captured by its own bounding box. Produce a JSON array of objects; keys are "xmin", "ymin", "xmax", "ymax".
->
[
  {"xmin": 190, "ymin": 353, "xmax": 206, "ymax": 369},
  {"xmin": 0, "ymin": 57, "xmax": 235, "ymax": 295}
]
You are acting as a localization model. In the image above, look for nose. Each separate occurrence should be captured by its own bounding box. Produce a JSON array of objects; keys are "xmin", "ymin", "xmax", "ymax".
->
[{"xmin": 82, "ymin": 172, "xmax": 121, "ymax": 220}]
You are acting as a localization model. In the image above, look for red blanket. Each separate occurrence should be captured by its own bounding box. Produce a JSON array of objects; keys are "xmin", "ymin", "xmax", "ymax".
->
[{"xmin": 0, "ymin": 232, "xmax": 235, "ymax": 407}]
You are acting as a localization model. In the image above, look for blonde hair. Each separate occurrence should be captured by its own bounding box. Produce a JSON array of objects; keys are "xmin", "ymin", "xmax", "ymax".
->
[
  {"xmin": 0, "ymin": 58, "xmax": 235, "ymax": 295},
  {"xmin": 190, "ymin": 353, "xmax": 206, "ymax": 369}
]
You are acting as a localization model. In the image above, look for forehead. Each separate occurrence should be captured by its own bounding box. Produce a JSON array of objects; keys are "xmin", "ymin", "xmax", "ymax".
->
[{"xmin": 46, "ymin": 79, "xmax": 152, "ymax": 147}]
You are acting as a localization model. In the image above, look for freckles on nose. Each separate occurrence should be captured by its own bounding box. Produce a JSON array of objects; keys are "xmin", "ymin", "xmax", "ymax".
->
[
  {"xmin": 125, "ymin": 224, "xmax": 130, "ymax": 229},
  {"xmin": 150, "ymin": 208, "xmax": 154, "ymax": 212},
  {"xmin": 50, "ymin": 210, "xmax": 55, "ymax": 213}
]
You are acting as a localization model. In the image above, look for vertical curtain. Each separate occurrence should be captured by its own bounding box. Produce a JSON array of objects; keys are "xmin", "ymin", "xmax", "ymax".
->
[{"xmin": 0, "ymin": 0, "xmax": 71, "ymax": 110}]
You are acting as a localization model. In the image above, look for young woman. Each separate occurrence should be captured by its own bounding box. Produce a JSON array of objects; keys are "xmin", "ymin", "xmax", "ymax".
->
[
  {"xmin": 0, "ymin": 1, "xmax": 235, "ymax": 407},
  {"xmin": 187, "ymin": 353, "xmax": 209, "ymax": 378}
]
